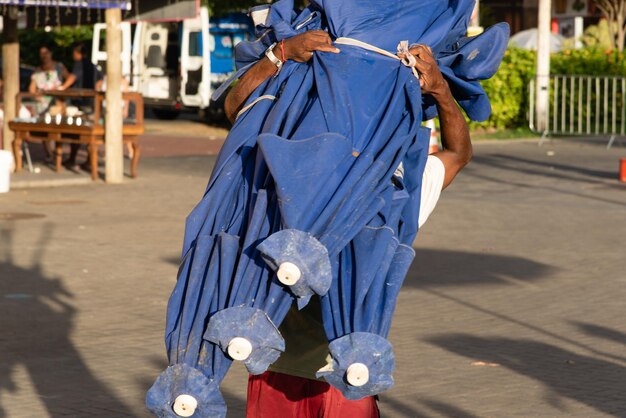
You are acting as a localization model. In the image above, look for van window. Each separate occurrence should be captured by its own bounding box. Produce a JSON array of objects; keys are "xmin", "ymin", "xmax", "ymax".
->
[{"xmin": 188, "ymin": 31, "xmax": 202, "ymax": 57}]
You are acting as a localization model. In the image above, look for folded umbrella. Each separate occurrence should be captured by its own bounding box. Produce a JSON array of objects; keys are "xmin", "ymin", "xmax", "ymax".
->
[
  {"xmin": 147, "ymin": 0, "xmax": 508, "ymax": 415},
  {"xmin": 147, "ymin": 7, "xmax": 330, "ymax": 417}
]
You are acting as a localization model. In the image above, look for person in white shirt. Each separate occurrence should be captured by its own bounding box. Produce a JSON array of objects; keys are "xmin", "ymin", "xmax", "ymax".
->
[{"xmin": 224, "ymin": 31, "xmax": 472, "ymax": 418}]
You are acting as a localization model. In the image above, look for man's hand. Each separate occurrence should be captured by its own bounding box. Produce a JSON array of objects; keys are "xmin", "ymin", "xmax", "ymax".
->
[
  {"xmin": 399, "ymin": 44, "xmax": 472, "ymax": 190},
  {"xmin": 225, "ymin": 30, "xmax": 339, "ymax": 122},
  {"xmin": 283, "ymin": 30, "xmax": 340, "ymax": 62},
  {"xmin": 399, "ymin": 45, "xmax": 448, "ymax": 97}
]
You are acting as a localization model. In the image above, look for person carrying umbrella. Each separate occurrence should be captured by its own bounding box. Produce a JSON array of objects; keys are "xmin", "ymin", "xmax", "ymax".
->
[
  {"xmin": 223, "ymin": 31, "xmax": 473, "ymax": 418},
  {"xmin": 146, "ymin": 2, "xmax": 508, "ymax": 417}
]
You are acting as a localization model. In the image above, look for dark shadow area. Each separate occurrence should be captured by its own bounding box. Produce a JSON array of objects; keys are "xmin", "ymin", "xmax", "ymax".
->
[
  {"xmin": 405, "ymin": 249, "xmax": 554, "ymax": 288},
  {"xmin": 421, "ymin": 289, "xmax": 626, "ymax": 365},
  {"xmin": 162, "ymin": 255, "xmax": 182, "ymax": 267},
  {"xmin": 572, "ymin": 322, "xmax": 626, "ymax": 355},
  {"xmin": 428, "ymin": 334, "xmax": 626, "ymax": 417},
  {"xmin": 381, "ymin": 395, "xmax": 481, "ymax": 418},
  {"xmin": 488, "ymin": 153, "xmax": 616, "ymax": 181},
  {"xmin": 0, "ymin": 224, "xmax": 139, "ymax": 418},
  {"xmin": 420, "ymin": 398, "xmax": 481, "ymax": 418},
  {"xmin": 470, "ymin": 153, "xmax": 613, "ymax": 187},
  {"xmin": 379, "ymin": 396, "xmax": 432, "ymax": 418},
  {"xmin": 463, "ymin": 161, "xmax": 626, "ymax": 207}
]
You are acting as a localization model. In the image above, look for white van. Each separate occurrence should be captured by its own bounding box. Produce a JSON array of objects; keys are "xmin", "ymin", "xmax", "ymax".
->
[{"xmin": 92, "ymin": 7, "xmax": 243, "ymax": 120}]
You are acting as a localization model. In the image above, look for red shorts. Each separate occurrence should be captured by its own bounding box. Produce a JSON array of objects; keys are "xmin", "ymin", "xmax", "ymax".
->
[{"xmin": 246, "ymin": 371, "xmax": 380, "ymax": 418}]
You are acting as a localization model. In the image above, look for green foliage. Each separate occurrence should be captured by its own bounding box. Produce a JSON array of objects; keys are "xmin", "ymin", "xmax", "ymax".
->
[
  {"xmin": 473, "ymin": 46, "xmax": 626, "ymax": 130},
  {"xmin": 581, "ymin": 19, "xmax": 613, "ymax": 49},
  {"xmin": 551, "ymin": 47, "xmax": 626, "ymax": 75},
  {"xmin": 19, "ymin": 26, "xmax": 94, "ymax": 69},
  {"xmin": 471, "ymin": 47, "xmax": 536, "ymax": 130}
]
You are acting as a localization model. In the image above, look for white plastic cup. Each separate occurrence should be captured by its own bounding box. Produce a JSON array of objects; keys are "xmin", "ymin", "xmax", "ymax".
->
[{"xmin": 0, "ymin": 150, "xmax": 14, "ymax": 193}]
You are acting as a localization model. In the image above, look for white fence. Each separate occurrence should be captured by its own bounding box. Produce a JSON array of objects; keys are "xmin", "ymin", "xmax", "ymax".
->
[{"xmin": 529, "ymin": 75, "xmax": 626, "ymax": 148}]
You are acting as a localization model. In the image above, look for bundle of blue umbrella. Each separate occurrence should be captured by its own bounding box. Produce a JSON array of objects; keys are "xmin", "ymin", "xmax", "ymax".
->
[{"xmin": 147, "ymin": 0, "xmax": 509, "ymax": 416}]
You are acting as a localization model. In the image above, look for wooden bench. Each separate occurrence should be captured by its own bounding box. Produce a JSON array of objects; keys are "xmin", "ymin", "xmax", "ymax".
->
[{"xmin": 9, "ymin": 90, "xmax": 144, "ymax": 180}]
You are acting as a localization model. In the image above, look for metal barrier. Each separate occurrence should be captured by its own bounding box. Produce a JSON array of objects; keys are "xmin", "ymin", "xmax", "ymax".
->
[{"xmin": 529, "ymin": 75, "xmax": 626, "ymax": 148}]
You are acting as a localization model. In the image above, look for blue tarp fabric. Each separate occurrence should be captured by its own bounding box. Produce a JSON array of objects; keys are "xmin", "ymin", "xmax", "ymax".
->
[
  {"xmin": 316, "ymin": 332, "xmax": 395, "ymax": 401},
  {"xmin": 204, "ymin": 307, "xmax": 285, "ymax": 375},
  {"xmin": 148, "ymin": 0, "xmax": 508, "ymax": 416}
]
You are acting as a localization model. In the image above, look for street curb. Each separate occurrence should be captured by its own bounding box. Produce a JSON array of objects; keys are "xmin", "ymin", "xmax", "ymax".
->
[{"xmin": 10, "ymin": 177, "xmax": 95, "ymax": 190}]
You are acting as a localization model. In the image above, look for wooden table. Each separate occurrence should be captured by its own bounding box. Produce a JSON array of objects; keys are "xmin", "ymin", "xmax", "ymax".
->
[{"xmin": 9, "ymin": 90, "xmax": 144, "ymax": 180}]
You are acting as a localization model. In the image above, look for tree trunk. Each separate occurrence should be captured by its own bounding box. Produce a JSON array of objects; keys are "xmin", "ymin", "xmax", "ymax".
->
[
  {"xmin": 617, "ymin": 0, "xmax": 625, "ymax": 50},
  {"xmin": 596, "ymin": 0, "xmax": 618, "ymax": 49},
  {"xmin": 617, "ymin": 16, "xmax": 624, "ymax": 52}
]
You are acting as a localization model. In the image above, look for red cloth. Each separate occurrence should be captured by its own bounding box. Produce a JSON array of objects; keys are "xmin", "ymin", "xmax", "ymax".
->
[{"xmin": 246, "ymin": 371, "xmax": 380, "ymax": 418}]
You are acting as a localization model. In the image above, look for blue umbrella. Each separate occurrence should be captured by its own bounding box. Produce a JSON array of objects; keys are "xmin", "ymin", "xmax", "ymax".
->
[
  {"xmin": 313, "ymin": 25, "xmax": 509, "ymax": 400},
  {"xmin": 147, "ymin": 0, "xmax": 508, "ymax": 416},
  {"xmin": 147, "ymin": 7, "xmax": 331, "ymax": 417},
  {"xmin": 248, "ymin": 0, "xmax": 509, "ymax": 400}
]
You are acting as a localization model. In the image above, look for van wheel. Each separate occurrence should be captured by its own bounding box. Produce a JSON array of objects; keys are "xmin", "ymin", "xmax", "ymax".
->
[{"xmin": 153, "ymin": 109, "xmax": 180, "ymax": 120}]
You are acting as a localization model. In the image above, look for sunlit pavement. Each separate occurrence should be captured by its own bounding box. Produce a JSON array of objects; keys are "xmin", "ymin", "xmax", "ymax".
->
[{"xmin": 1, "ymin": 137, "xmax": 625, "ymax": 417}]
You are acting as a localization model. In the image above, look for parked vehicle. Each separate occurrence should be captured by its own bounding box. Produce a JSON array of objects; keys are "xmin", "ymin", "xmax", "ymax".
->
[{"xmin": 91, "ymin": 7, "xmax": 253, "ymax": 121}]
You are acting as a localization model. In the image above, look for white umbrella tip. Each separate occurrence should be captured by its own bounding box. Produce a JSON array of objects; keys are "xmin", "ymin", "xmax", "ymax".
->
[
  {"xmin": 227, "ymin": 337, "xmax": 253, "ymax": 361},
  {"xmin": 277, "ymin": 262, "xmax": 302, "ymax": 286},
  {"xmin": 173, "ymin": 394, "xmax": 198, "ymax": 417},
  {"xmin": 346, "ymin": 363, "xmax": 369, "ymax": 387}
]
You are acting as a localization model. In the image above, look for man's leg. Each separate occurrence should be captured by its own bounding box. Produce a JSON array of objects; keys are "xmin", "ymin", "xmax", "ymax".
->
[
  {"xmin": 246, "ymin": 371, "xmax": 324, "ymax": 418},
  {"xmin": 246, "ymin": 371, "xmax": 379, "ymax": 418}
]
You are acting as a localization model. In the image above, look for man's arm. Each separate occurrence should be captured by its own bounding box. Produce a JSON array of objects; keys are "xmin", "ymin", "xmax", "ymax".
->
[
  {"xmin": 57, "ymin": 63, "xmax": 76, "ymax": 91},
  {"xmin": 224, "ymin": 30, "xmax": 339, "ymax": 123},
  {"xmin": 405, "ymin": 45, "xmax": 472, "ymax": 189},
  {"xmin": 28, "ymin": 76, "xmax": 37, "ymax": 94}
]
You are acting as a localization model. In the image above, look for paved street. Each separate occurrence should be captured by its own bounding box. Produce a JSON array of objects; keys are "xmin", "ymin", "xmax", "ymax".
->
[{"xmin": 0, "ymin": 137, "xmax": 625, "ymax": 417}]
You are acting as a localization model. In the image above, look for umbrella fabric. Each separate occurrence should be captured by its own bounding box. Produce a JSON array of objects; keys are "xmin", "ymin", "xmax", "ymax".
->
[
  {"xmin": 147, "ymin": 0, "xmax": 508, "ymax": 416},
  {"xmin": 147, "ymin": 9, "xmax": 329, "ymax": 417},
  {"xmin": 245, "ymin": 0, "xmax": 509, "ymax": 400}
]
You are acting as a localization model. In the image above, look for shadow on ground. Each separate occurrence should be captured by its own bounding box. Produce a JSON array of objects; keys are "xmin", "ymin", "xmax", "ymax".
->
[
  {"xmin": 474, "ymin": 153, "xmax": 616, "ymax": 183},
  {"xmin": 405, "ymin": 249, "xmax": 554, "ymax": 288},
  {"xmin": 573, "ymin": 322, "xmax": 626, "ymax": 350},
  {"xmin": 0, "ymin": 224, "xmax": 139, "ymax": 418},
  {"xmin": 428, "ymin": 333, "xmax": 626, "ymax": 417},
  {"xmin": 464, "ymin": 153, "xmax": 626, "ymax": 207},
  {"xmin": 381, "ymin": 395, "xmax": 481, "ymax": 418}
]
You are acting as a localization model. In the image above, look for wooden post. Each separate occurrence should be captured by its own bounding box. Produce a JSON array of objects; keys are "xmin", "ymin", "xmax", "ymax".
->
[
  {"xmin": 2, "ymin": 11, "xmax": 19, "ymax": 153},
  {"xmin": 536, "ymin": 0, "xmax": 552, "ymax": 134},
  {"xmin": 105, "ymin": 8, "xmax": 124, "ymax": 183}
]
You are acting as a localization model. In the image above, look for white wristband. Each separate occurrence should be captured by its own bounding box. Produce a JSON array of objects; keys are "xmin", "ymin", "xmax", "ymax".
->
[{"xmin": 265, "ymin": 43, "xmax": 283, "ymax": 73}]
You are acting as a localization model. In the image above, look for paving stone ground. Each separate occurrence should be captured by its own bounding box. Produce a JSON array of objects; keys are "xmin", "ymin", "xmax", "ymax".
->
[{"xmin": 0, "ymin": 137, "xmax": 625, "ymax": 418}]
